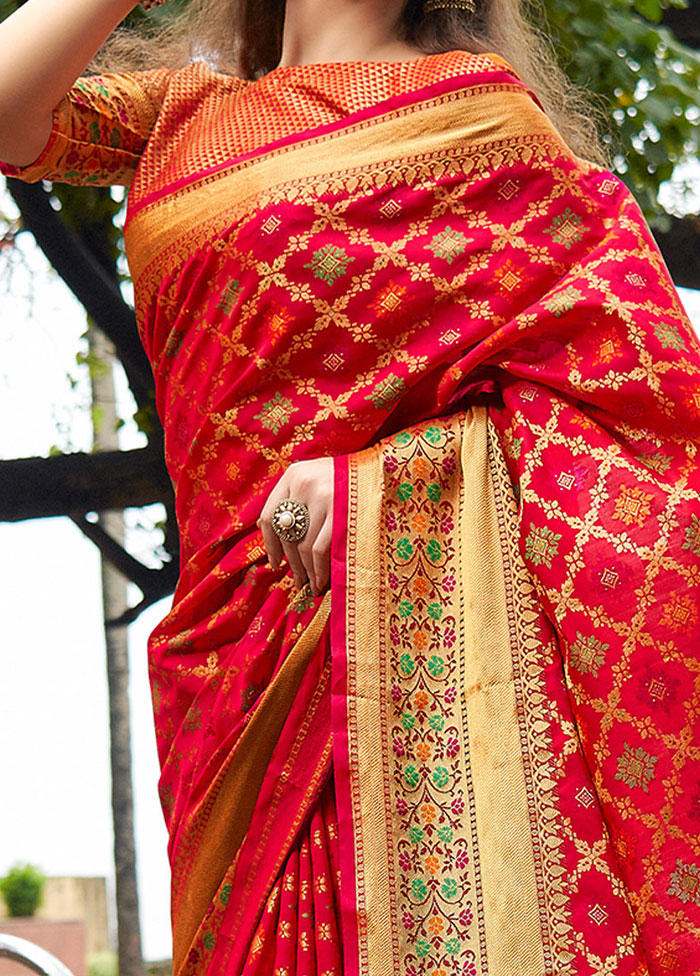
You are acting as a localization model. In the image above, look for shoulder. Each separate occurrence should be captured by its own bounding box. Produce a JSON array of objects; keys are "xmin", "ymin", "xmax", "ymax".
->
[{"xmin": 160, "ymin": 60, "xmax": 250, "ymax": 104}]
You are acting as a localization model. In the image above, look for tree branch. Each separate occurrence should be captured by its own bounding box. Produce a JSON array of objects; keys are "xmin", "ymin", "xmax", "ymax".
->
[
  {"xmin": 653, "ymin": 215, "xmax": 700, "ymax": 292},
  {"xmin": 661, "ymin": 0, "xmax": 700, "ymax": 49},
  {"xmin": 0, "ymin": 448, "xmax": 173, "ymax": 521},
  {"xmin": 70, "ymin": 514, "xmax": 179, "ymax": 624},
  {"xmin": 6, "ymin": 178, "xmax": 154, "ymax": 412}
]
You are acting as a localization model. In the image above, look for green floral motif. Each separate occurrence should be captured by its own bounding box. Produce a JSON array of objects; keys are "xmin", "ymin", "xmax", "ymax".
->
[
  {"xmin": 438, "ymin": 825, "xmax": 454, "ymax": 843},
  {"xmin": 507, "ymin": 436, "xmax": 524, "ymax": 460},
  {"xmin": 89, "ymin": 121, "xmax": 101, "ymax": 143},
  {"xmin": 184, "ymin": 703, "xmax": 202, "ymax": 732},
  {"xmin": 428, "ymin": 655, "xmax": 445, "ymax": 677},
  {"xmin": 397, "ymin": 482, "xmax": 414, "ymax": 502},
  {"xmin": 543, "ymin": 208, "xmax": 586, "ymax": 250},
  {"xmin": 402, "ymin": 712, "xmax": 416, "ymax": 729},
  {"xmin": 654, "ymin": 321, "xmax": 686, "ymax": 351},
  {"xmin": 445, "ymin": 937, "xmax": 461, "ymax": 955},
  {"xmin": 524, "ymin": 523, "xmax": 562, "ymax": 568},
  {"xmin": 203, "ymin": 933, "xmax": 215, "ymax": 950},
  {"xmin": 411, "ymin": 877, "xmax": 428, "ymax": 901},
  {"xmin": 427, "ymin": 226, "xmax": 470, "ymax": 264},
  {"xmin": 570, "ymin": 632, "xmax": 609, "ymax": 678},
  {"xmin": 395, "ymin": 431, "xmax": 412, "ymax": 445},
  {"xmin": 432, "ymin": 766, "xmax": 450, "ymax": 788},
  {"xmin": 253, "ymin": 391, "xmax": 299, "ymax": 435},
  {"xmin": 441, "ymin": 878, "xmax": 459, "ymax": 900},
  {"xmin": 429, "ymin": 714, "xmax": 445, "ymax": 731},
  {"xmin": 544, "ymin": 285, "xmax": 584, "ymax": 317},
  {"xmin": 216, "ymin": 276, "xmax": 242, "ymax": 314},
  {"xmin": 399, "ymin": 600, "xmax": 414, "ymax": 618},
  {"xmin": 639, "ymin": 453, "xmax": 672, "ymax": 474},
  {"xmin": 428, "ymin": 602, "xmax": 443, "ymax": 620},
  {"xmin": 615, "ymin": 742, "xmax": 658, "ymax": 793},
  {"xmin": 405, "ymin": 766, "xmax": 420, "ymax": 789},
  {"xmin": 397, "ymin": 538, "xmax": 414, "ymax": 560},
  {"xmin": 683, "ymin": 515, "xmax": 700, "ymax": 557},
  {"xmin": 416, "ymin": 940, "xmax": 432, "ymax": 958},
  {"xmin": 400, "ymin": 654, "xmax": 416, "ymax": 676},
  {"xmin": 109, "ymin": 127, "xmax": 121, "ymax": 148},
  {"xmin": 425, "ymin": 425, "xmax": 444, "ymax": 445},
  {"xmin": 290, "ymin": 585, "xmax": 314, "ymax": 614},
  {"xmin": 427, "ymin": 482, "xmax": 442, "ymax": 502},
  {"xmin": 366, "ymin": 373, "xmax": 407, "ymax": 409},
  {"xmin": 220, "ymin": 884, "xmax": 231, "ymax": 906},
  {"xmin": 409, "ymin": 827, "xmax": 424, "ymax": 844},
  {"xmin": 667, "ymin": 859, "xmax": 700, "ymax": 907},
  {"xmin": 426, "ymin": 539, "xmax": 442, "ymax": 563},
  {"xmin": 304, "ymin": 244, "xmax": 354, "ymax": 285}
]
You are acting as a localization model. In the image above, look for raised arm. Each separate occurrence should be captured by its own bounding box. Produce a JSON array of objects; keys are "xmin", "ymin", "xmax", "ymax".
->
[{"xmin": 0, "ymin": 0, "xmax": 136, "ymax": 166}]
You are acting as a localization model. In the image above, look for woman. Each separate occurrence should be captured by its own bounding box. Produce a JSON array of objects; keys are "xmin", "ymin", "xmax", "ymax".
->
[{"xmin": 1, "ymin": 0, "xmax": 698, "ymax": 972}]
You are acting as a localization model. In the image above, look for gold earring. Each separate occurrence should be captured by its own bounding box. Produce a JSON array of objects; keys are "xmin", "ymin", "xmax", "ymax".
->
[{"xmin": 423, "ymin": 0, "xmax": 476, "ymax": 12}]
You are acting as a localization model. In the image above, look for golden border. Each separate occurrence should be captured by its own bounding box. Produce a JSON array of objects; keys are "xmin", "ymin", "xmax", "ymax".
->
[{"xmin": 125, "ymin": 84, "xmax": 559, "ymax": 287}]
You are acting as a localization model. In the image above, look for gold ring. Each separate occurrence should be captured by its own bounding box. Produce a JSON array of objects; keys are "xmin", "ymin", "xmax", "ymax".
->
[{"xmin": 271, "ymin": 499, "xmax": 310, "ymax": 543}]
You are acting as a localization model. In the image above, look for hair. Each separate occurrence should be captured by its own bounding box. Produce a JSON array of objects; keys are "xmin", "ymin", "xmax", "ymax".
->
[{"xmin": 93, "ymin": 0, "xmax": 607, "ymax": 164}]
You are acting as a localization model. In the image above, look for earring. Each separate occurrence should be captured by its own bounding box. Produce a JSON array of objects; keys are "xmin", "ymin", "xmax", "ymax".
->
[{"xmin": 423, "ymin": 0, "xmax": 476, "ymax": 12}]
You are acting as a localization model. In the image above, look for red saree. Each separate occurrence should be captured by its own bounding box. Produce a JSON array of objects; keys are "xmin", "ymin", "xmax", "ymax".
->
[{"xmin": 4, "ymin": 48, "xmax": 699, "ymax": 976}]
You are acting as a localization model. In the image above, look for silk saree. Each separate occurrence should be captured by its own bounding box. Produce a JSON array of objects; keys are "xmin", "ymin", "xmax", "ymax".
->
[{"xmin": 4, "ymin": 48, "xmax": 700, "ymax": 976}]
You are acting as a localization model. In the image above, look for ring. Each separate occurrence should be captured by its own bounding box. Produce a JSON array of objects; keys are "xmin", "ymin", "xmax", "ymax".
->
[{"xmin": 271, "ymin": 499, "xmax": 310, "ymax": 543}]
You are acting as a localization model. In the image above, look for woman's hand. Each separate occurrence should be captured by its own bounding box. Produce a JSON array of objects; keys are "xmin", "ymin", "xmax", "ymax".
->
[{"xmin": 258, "ymin": 458, "xmax": 334, "ymax": 597}]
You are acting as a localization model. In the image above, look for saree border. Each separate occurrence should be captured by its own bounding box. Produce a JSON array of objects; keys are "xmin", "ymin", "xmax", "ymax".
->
[
  {"xmin": 127, "ymin": 60, "xmax": 524, "ymax": 218},
  {"xmin": 125, "ymin": 83, "xmax": 561, "ymax": 295},
  {"xmin": 332, "ymin": 408, "xmax": 575, "ymax": 975}
]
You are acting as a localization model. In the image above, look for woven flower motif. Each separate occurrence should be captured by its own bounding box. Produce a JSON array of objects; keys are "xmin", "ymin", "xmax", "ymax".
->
[
  {"xmin": 569, "ymin": 632, "xmax": 609, "ymax": 678},
  {"xmin": 427, "ymin": 225, "xmax": 470, "ymax": 264},
  {"xmin": 303, "ymin": 243, "xmax": 355, "ymax": 285},
  {"xmin": 613, "ymin": 485, "xmax": 653, "ymax": 528},
  {"xmin": 660, "ymin": 591, "xmax": 699, "ymax": 634},
  {"xmin": 667, "ymin": 859, "xmax": 700, "ymax": 907},
  {"xmin": 683, "ymin": 384, "xmax": 700, "ymax": 419},
  {"xmin": 683, "ymin": 514, "xmax": 700, "ymax": 556},
  {"xmin": 594, "ymin": 329, "xmax": 623, "ymax": 365},
  {"xmin": 421, "ymin": 802, "xmax": 437, "ymax": 823},
  {"xmin": 544, "ymin": 285, "xmax": 584, "ymax": 317},
  {"xmin": 414, "ymin": 690, "xmax": 429, "ymax": 711},
  {"xmin": 370, "ymin": 280, "xmax": 407, "ymax": 317},
  {"xmin": 253, "ymin": 391, "xmax": 299, "ymax": 435},
  {"xmin": 543, "ymin": 208, "xmax": 586, "ymax": 250},
  {"xmin": 615, "ymin": 741, "xmax": 658, "ymax": 793},
  {"xmin": 365, "ymin": 372, "xmax": 406, "ymax": 409},
  {"xmin": 654, "ymin": 320, "xmax": 686, "ymax": 351},
  {"xmin": 215, "ymin": 275, "xmax": 242, "ymax": 314},
  {"xmin": 524, "ymin": 523, "xmax": 562, "ymax": 568}
]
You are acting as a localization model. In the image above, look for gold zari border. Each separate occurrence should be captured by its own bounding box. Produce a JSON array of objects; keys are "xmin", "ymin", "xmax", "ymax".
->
[{"xmin": 343, "ymin": 408, "xmax": 571, "ymax": 974}]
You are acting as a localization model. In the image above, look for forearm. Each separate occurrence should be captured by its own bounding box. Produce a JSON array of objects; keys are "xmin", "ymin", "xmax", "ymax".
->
[{"xmin": 0, "ymin": 0, "xmax": 135, "ymax": 165}]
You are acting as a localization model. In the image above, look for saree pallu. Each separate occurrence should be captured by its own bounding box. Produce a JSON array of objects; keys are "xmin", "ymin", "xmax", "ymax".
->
[{"xmin": 7, "ymin": 50, "xmax": 698, "ymax": 975}]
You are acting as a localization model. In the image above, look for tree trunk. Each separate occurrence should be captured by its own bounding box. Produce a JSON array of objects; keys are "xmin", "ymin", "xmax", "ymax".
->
[{"xmin": 89, "ymin": 325, "xmax": 146, "ymax": 976}]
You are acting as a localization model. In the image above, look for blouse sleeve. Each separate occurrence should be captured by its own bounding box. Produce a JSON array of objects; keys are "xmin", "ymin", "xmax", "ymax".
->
[{"xmin": 0, "ymin": 69, "xmax": 172, "ymax": 186}]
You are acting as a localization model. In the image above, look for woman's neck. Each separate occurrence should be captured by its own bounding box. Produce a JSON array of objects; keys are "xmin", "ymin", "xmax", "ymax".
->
[{"xmin": 278, "ymin": 0, "xmax": 422, "ymax": 67}]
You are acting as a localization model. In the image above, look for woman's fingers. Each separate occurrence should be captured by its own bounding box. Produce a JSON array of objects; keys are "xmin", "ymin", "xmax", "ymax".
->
[
  {"xmin": 259, "ymin": 457, "xmax": 334, "ymax": 593},
  {"xmin": 311, "ymin": 515, "xmax": 332, "ymax": 595},
  {"xmin": 258, "ymin": 477, "xmax": 288, "ymax": 570},
  {"xmin": 281, "ymin": 537, "xmax": 309, "ymax": 591}
]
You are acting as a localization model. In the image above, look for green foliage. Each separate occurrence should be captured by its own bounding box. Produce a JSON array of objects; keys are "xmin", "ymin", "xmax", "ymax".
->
[
  {"xmin": 545, "ymin": 0, "xmax": 700, "ymax": 218},
  {"xmin": 0, "ymin": 863, "xmax": 46, "ymax": 917},
  {"xmin": 88, "ymin": 951, "xmax": 118, "ymax": 976}
]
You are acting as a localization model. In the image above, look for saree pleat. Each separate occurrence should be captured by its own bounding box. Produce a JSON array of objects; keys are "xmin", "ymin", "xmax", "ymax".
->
[
  {"xmin": 7, "ymin": 48, "xmax": 699, "ymax": 975},
  {"xmin": 243, "ymin": 778, "xmax": 343, "ymax": 976}
]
